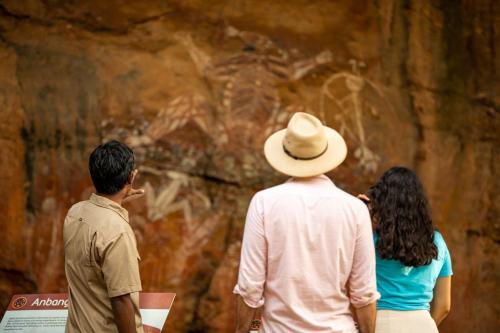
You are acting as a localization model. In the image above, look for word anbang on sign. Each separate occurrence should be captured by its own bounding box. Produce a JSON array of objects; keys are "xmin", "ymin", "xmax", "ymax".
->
[
  {"xmin": 31, "ymin": 297, "xmax": 69, "ymax": 308},
  {"xmin": 7, "ymin": 294, "xmax": 68, "ymax": 311}
]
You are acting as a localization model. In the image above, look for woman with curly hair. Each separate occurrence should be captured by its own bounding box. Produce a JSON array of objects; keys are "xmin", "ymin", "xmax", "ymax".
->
[{"xmin": 360, "ymin": 167, "xmax": 452, "ymax": 333}]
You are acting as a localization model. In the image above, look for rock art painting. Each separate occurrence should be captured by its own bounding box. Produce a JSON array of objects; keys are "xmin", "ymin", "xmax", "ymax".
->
[
  {"xmin": 140, "ymin": 166, "xmax": 211, "ymax": 223},
  {"xmin": 135, "ymin": 165, "xmax": 220, "ymax": 277},
  {"xmin": 152, "ymin": 25, "xmax": 333, "ymax": 147},
  {"xmin": 320, "ymin": 60, "xmax": 391, "ymax": 173}
]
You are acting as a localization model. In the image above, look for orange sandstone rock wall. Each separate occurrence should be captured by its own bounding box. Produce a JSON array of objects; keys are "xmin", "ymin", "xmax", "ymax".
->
[{"xmin": 0, "ymin": 1, "xmax": 497, "ymax": 332}]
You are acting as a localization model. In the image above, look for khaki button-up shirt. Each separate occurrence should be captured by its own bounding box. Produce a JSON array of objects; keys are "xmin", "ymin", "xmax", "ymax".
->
[{"xmin": 64, "ymin": 193, "xmax": 143, "ymax": 333}]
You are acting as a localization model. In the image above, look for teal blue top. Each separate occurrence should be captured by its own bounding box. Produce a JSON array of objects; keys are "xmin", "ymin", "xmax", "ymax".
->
[{"xmin": 375, "ymin": 231, "xmax": 453, "ymax": 311}]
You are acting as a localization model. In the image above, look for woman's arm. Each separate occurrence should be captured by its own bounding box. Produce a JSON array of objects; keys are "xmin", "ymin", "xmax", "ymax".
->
[{"xmin": 430, "ymin": 276, "xmax": 451, "ymax": 325}]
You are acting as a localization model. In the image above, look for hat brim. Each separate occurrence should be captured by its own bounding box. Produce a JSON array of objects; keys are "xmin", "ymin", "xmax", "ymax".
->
[{"xmin": 264, "ymin": 127, "xmax": 347, "ymax": 177}]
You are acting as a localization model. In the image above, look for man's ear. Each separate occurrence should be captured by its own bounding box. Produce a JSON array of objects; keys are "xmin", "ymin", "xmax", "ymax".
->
[{"xmin": 128, "ymin": 169, "xmax": 138, "ymax": 185}]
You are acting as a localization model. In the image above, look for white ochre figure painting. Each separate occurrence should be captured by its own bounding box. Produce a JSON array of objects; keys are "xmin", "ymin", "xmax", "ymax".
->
[
  {"xmin": 320, "ymin": 59, "xmax": 389, "ymax": 173},
  {"xmin": 104, "ymin": 25, "xmax": 391, "ymax": 234},
  {"xmin": 144, "ymin": 24, "xmax": 333, "ymax": 148},
  {"xmin": 140, "ymin": 166, "xmax": 210, "ymax": 223}
]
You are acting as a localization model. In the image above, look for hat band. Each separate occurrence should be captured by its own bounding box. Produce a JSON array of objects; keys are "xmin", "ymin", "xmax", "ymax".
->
[{"xmin": 283, "ymin": 143, "xmax": 328, "ymax": 161}]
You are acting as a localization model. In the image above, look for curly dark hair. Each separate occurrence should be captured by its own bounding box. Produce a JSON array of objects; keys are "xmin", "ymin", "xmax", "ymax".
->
[{"xmin": 367, "ymin": 167, "xmax": 438, "ymax": 267}]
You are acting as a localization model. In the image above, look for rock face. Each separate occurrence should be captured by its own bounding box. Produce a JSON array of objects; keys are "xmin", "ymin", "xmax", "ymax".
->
[{"xmin": 0, "ymin": 0, "xmax": 497, "ymax": 332}]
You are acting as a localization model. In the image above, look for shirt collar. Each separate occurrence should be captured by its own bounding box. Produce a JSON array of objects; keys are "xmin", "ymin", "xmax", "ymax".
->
[
  {"xmin": 89, "ymin": 193, "xmax": 129, "ymax": 222},
  {"xmin": 287, "ymin": 174, "xmax": 337, "ymax": 187}
]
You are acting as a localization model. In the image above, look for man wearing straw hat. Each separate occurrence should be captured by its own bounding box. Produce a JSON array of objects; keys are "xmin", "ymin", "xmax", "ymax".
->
[{"xmin": 234, "ymin": 113, "xmax": 380, "ymax": 333}]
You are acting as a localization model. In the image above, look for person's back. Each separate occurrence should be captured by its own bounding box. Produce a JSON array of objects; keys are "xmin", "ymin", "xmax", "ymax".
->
[
  {"xmin": 375, "ymin": 231, "xmax": 452, "ymax": 311},
  {"xmin": 362, "ymin": 167, "xmax": 453, "ymax": 333},
  {"xmin": 64, "ymin": 196, "xmax": 143, "ymax": 332},
  {"xmin": 234, "ymin": 112, "xmax": 379, "ymax": 333},
  {"xmin": 250, "ymin": 176, "xmax": 379, "ymax": 332},
  {"xmin": 64, "ymin": 140, "xmax": 145, "ymax": 333}
]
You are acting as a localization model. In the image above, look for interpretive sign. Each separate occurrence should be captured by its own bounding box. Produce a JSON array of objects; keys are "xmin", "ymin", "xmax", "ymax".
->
[{"xmin": 0, "ymin": 293, "xmax": 175, "ymax": 333}]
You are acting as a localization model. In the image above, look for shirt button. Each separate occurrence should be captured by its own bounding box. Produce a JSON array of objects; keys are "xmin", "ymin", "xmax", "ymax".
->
[{"xmin": 79, "ymin": 218, "xmax": 83, "ymax": 221}]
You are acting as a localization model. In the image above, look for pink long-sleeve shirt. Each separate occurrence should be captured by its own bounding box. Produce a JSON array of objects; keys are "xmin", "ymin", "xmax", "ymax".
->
[{"xmin": 234, "ymin": 175, "xmax": 380, "ymax": 332}]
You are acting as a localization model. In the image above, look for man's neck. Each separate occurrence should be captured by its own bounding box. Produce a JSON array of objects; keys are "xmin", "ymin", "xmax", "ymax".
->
[
  {"xmin": 97, "ymin": 191, "xmax": 126, "ymax": 206},
  {"xmin": 292, "ymin": 174, "xmax": 325, "ymax": 181}
]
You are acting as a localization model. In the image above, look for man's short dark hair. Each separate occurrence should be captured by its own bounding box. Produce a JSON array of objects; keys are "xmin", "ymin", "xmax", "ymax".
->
[{"xmin": 89, "ymin": 140, "xmax": 135, "ymax": 195}]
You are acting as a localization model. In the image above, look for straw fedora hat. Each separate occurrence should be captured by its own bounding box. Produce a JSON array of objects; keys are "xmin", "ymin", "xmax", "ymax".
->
[{"xmin": 264, "ymin": 112, "xmax": 347, "ymax": 177}]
